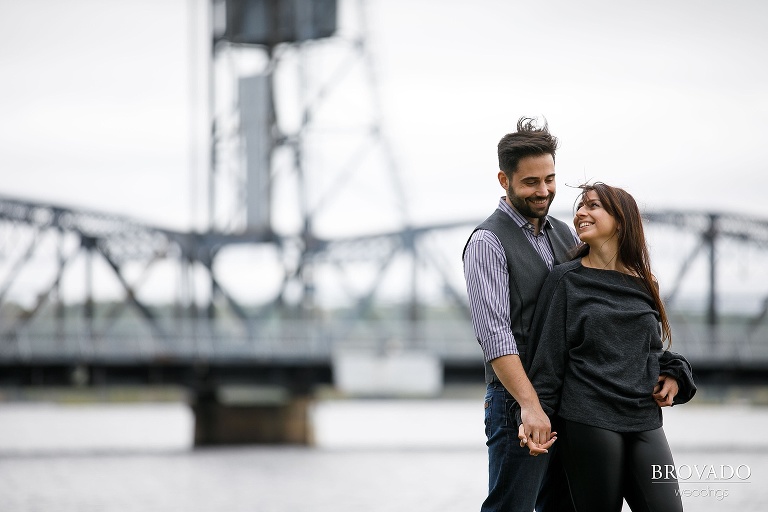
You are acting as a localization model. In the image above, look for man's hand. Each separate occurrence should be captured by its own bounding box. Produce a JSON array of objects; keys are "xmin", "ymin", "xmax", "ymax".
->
[
  {"xmin": 487, "ymin": 355, "xmax": 557, "ymax": 456},
  {"xmin": 518, "ymin": 424, "xmax": 556, "ymax": 455},
  {"xmin": 516, "ymin": 404, "xmax": 554, "ymax": 455},
  {"xmin": 521, "ymin": 403, "xmax": 551, "ymax": 445},
  {"xmin": 653, "ymin": 375, "xmax": 678, "ymax": 407}
]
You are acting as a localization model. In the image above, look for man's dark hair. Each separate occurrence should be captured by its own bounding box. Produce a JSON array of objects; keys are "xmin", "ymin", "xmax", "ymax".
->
[{"xmin": 497, "ymin": 117, "xmax": 558, "ymax": 176}]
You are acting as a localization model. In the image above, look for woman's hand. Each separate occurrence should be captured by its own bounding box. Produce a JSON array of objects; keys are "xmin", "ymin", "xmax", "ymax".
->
[{"xmin": 653, "ymin": 375, "xmax": 679, "ymax": 407}]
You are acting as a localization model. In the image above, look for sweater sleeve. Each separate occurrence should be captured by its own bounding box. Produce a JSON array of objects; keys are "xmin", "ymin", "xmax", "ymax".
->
[
  {"xmin": 526, "ymin": 269, "xmax": 572, "ymax": 417},
  {"xmin": 659, "ymin": 349, "xmax": 697, "ymax": 405}
]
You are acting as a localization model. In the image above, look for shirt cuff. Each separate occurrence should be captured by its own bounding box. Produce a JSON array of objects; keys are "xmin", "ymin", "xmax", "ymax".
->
[{"xmin": 481, "ymin": 333, "xmax": 519, "ymax": 362}]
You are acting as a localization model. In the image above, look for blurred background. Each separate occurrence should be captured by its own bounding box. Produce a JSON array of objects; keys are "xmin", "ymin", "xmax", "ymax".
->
[{"xmin": 0, "ymin": 0, "xmax": 767, "ymax": 510}]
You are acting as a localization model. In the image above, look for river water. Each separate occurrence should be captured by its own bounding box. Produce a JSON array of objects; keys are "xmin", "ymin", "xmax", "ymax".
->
[{"xmin": 1, "ymin": 396, "xmax": 766, "ymax": 511}]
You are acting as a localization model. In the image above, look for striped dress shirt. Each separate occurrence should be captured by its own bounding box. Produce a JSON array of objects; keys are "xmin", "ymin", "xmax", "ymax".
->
[{"xmin": 463, "ymin": 197, "xmax": 577, "ymax": 362}]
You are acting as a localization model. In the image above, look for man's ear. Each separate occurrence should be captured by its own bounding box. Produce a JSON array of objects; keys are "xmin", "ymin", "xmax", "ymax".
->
[{"xmin": 498, "ymin": 170, "xmax": 509, "ymax": 190}]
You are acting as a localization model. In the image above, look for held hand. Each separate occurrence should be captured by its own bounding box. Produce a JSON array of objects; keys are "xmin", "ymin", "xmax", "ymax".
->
[
  {"xmin": 521, "ymin": 404, "xmax": 551, "ymax": 445},
  {"xmin": 653, "ymin": 375, "xmax": 679, "ymax": 407},
  {"xmin": 518, "ymin": 424, "xmax": 557, "ymax": 456},
  {"xmin": 517, "ymin": 404, "xmax": 552, "ymax": 451}
]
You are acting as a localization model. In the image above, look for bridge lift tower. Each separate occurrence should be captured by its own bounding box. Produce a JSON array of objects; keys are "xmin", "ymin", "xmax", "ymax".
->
[{"xmin": 200, "ymin": 0, "xmax": 423, "ymax": 323}]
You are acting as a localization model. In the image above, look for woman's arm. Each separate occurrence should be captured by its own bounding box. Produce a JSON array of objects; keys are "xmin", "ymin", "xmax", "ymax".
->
[
  {"xmin": 517, "ymin": 269, "xmax": 572, "ymax": 445},
  {"xmin": 657, "ymin": 350, "xmax": 697, "ymax": 405}
]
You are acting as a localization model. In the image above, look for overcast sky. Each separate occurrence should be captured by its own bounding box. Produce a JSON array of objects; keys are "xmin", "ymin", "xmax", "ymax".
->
[{"xmin": 1, "ymin": 0, "xmax": 767, "ymax": 232}]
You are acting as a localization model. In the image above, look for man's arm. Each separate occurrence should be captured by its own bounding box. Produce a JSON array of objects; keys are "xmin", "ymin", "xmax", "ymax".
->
[
  {"xmin": 463, "ymin": 231, "xmax": 554, "ymax": 453},
  {"xmin": 491, "ymin": 355, "xmax": 555, "ymax": 452}
]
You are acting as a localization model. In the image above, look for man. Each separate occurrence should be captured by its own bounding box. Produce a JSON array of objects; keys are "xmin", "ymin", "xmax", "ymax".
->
[
  {"xmin": 462, "ymin": 117, "xmax": 575, "ymax": 512},
  {"xmin": 462, "ymin": 117, "xmax": 681, "ymax": 512}
]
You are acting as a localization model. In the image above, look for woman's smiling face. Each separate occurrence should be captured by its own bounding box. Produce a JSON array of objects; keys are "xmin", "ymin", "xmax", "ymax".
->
[{"xmin": 574, "ymin": 190, "xmax": 618, "ymax": 246}]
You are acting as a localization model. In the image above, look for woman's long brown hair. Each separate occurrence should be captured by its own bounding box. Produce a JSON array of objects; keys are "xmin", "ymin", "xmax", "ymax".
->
[{"xmin": 572, "ymin": 182, "xmax": 672, "ymax": 347}]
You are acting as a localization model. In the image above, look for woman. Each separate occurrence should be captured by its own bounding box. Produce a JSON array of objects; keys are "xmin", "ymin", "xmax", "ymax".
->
[{"xmin": 523, "ymin": 182, "xmax": 696, "ymax": 512}]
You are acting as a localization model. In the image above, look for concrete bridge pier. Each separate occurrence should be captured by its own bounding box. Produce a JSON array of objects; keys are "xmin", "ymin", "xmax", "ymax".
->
[{"xmin": 192, "ymin": 385, "xmax": 314, "ymax": 445}]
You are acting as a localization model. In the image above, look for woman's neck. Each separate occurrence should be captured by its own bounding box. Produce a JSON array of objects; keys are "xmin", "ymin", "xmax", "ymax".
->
[{"xmin": 582, "ymin": 243, "xmax": 624, "ymax": 272}]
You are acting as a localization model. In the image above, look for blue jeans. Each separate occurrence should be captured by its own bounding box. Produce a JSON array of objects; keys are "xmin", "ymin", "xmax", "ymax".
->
[{"xmin": 482, "ymin": 382, "xmax": 574, "ymax": 512}]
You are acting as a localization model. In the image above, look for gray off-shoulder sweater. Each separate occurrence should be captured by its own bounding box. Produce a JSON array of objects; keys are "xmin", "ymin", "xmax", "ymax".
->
[{"xmin": 527, "ymin": 259, "xmax": 695, "ymax": 432}]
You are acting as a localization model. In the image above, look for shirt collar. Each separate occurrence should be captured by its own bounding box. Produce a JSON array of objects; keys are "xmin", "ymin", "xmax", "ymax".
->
[{"xmin": 497, "ymin": 196, "xmax": 552, "ymax": 233}]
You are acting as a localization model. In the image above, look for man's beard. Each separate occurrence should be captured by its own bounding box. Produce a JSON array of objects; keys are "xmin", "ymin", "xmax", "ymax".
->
[{"xmin": 507, "ymin": 187, "xmax": 553, "ymax": 219}]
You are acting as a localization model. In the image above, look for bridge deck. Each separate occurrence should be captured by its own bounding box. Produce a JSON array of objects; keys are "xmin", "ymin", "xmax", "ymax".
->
[{"xmin": 1, "ymin": 318, "xmax": 766, "ymax": 388}]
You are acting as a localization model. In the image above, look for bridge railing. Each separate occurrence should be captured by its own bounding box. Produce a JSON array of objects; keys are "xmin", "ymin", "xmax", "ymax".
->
[{"xmin": 0, "ymin": 316, "xmax": 766, "ymax": 366}]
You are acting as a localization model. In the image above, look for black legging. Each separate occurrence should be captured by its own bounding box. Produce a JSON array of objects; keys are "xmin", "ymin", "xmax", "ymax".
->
[{"xmin": 560, "ymin": 419, "xmax": 683, "ymax": 512}]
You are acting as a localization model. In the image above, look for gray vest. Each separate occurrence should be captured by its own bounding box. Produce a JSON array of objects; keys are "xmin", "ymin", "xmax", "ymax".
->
[{"xmin": 463, "ymin": 208, "xmax": 575, "ymax": 383}]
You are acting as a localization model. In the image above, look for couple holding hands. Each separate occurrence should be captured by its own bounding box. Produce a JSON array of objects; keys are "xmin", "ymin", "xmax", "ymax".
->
[{"xmin": 463, "ymin": 117, "xmax": 696, "ymax": 512}]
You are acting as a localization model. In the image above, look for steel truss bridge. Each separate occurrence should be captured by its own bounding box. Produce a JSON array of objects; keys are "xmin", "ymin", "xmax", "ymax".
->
[
  {"xmin": 1, "ymin": 1, "xmax": 768, "ymax": 397},
  {"xmin": 2, "ymin": 1, "xmax": 766, "ymax": 446},
  {"xmin": 1, "ymin": 195, "xmax": 768, "ymax": 390}
]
